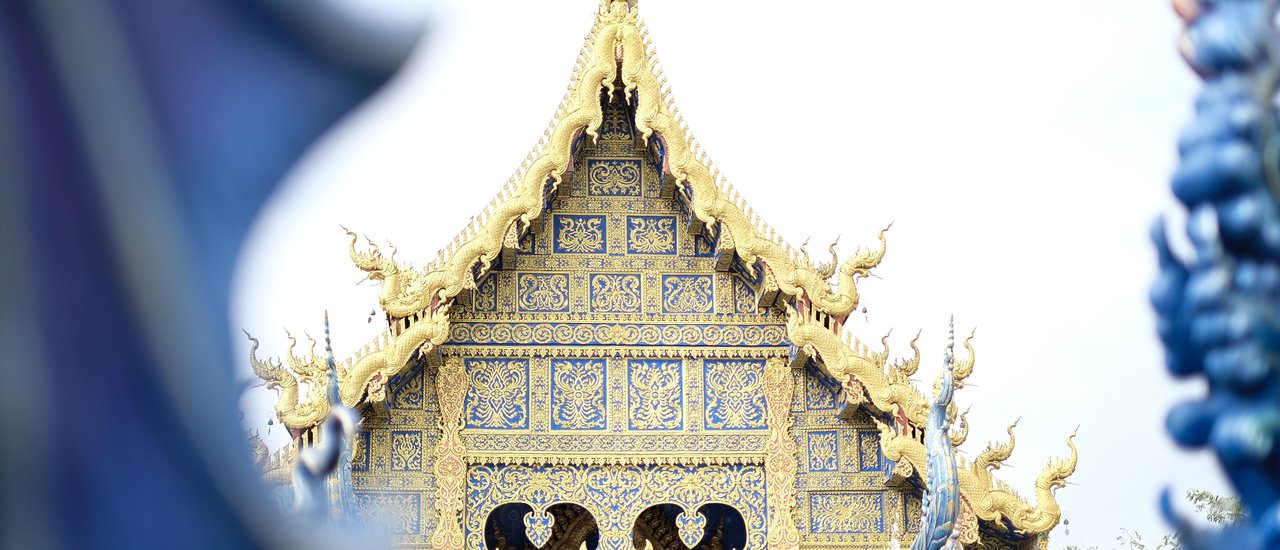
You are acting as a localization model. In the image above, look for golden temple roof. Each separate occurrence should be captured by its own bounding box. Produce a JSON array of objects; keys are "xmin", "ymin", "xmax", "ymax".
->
[{"xmin": 248, "ymin": 0, "xmax": 1077, "ymax": 539}]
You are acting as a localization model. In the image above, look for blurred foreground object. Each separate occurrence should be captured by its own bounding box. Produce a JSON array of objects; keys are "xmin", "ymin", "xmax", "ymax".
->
[
  {"xmin": 0, "ymin": 0, "xmax": 420, "ymax": 548},
  {"xmin": 1156, "ymin": 0, "xmax": 1280, "ymax": 547}
]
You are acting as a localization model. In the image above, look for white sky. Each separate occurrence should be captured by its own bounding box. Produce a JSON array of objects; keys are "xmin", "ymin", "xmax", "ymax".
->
[{"xmin": 232, "ymin": 1, "xmax": 1227, "ymax": 547}]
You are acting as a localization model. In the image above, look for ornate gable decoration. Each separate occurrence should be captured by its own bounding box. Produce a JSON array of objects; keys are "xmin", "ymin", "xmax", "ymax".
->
[{"xmin": 250, "ymin": 0, "xmax": 1077, "ymax": 540}]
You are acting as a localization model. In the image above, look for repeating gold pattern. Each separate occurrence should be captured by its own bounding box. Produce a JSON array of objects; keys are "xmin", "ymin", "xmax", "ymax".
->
[
  {"xmin": 588, "ymin": 274, "xmax": 642, "ymax": 313},
  {"xmin": 555, "ymin": 215, "xmax": 606, "ymax": 254},
  {"xmin": 627, "ymin": 216, "xmax": 676, "ymax": 254},
  {"xmin": 550, "ymin": 359, "xmax": 608, "ymax": 430},
  {"xmin": 662, "ymin": 275, "xmax": 713, "ymax": 313},
  {"xmin": 588, "ymin": 159, "xmax": 642, "ymax": 196},
  {"xmin": 250, "ymin": 3, "xmax": 1076, "ymax": 546},
  {"xmin": 627, "ymin": 359, "xmax": 683, "ymax": 430},
  {"xmin": 810, "ymin": 493, "xmax": 884, "ymax": 534},
  {"xmin": 463, "ymin": 358, "xmax": 528, "ymax": 429},
  {"xmin": 703, "ymin": 359, "xmax": 766, "ymax": 430},
  {"xmin": 465, "ymin": 463, "xmax": 767, "ymax": 550},
  {"xmin": 516, "ymin": 273, "xmax": 569, "ymax": 313}
]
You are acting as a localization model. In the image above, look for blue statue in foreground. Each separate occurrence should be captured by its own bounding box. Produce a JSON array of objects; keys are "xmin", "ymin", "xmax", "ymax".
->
[
  {"xmin": 913, "ymin": 320, "xmax": 962, "ymax": 550},
  {"xmin": 1156, "ymin": 0, "xmax": 1280, "ymax": 547}
]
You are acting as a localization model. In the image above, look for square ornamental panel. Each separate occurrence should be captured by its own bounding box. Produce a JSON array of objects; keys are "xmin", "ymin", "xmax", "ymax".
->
[
  {"xmin": 703, "ymin": 359, "xmax": 767, "ymax": 430},
  {"xmin": 627, "ymin": 359, "xmax": 684, "ymax": 430},
  {"xmin": 626, "ymin": 215, "xmax": 676, "ymax": 255},
  {"xmin": 550, "ymin": 358, "xmax": 608, "ymax": 430},
  {"xmin": 516, "ymin": 273, "xmax": 570, "ymax": 313},
  {"xmin": 661, "ymin": 275, "xmax": 713, "ymax": 314},
  {"xmin": 553, "ymin": 214, "xmax": 607, "ymax": 254},
  {"xmin": 464, "ymin": 358, "xmax": 530, "ymax": 430},
  {"xmin": 587, "ymin": 158, "xmax": 642, "ymax": 196}
]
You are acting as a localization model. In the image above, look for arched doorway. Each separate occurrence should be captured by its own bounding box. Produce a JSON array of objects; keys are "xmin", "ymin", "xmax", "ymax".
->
[
  {"xmin": 631, "ymin": 503, "xmax": 747, "ymax": 550},
  {"xmin": 485, "ymin": 502, "xmax": 601, "ymax": 550}
]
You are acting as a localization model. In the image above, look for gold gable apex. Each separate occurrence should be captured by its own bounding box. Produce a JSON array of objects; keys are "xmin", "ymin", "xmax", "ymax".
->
[{"xmin": 250, "ymin": 2, "xmax": 1077, "ymax": 538}]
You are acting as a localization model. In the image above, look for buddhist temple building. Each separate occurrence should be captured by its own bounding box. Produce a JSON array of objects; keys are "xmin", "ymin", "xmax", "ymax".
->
[{"xmin": 245, "ymin": 2, "xmax": 1079, "ymax": 549}]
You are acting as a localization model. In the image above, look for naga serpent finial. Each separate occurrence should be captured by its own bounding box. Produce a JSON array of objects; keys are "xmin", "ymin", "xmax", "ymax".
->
[{"xmin": 912, "ymin": 316, "xmax": 962, "ymax": 550}]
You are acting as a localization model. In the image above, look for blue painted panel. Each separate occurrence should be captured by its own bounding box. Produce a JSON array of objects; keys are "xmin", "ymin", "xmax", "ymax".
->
[
  {"xmin": 552, "ymin": 214, "xmax": 607, "ymax": 254},
  {"xmin": 464, "ymin": 358, "xmax": 530, "ymax": 430},
  {"xmin": 661, "ymin": 274, "xmax": 714, "ymax": 313},
  {"xmin": 626, "ymin": 215, "xmax": 677, "ymax": 255},
  {"xmin": 550, "ymin": 359, "xmax": 608, "ymax": 430},
  {"xmin": 627, "ymin": 359, "xmax": 683, "ymax": 430}
]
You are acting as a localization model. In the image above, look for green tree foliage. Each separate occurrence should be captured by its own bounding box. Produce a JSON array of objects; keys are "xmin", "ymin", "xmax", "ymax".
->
[
  {"xmin": 1185, "ymin": 489, "xmax": 1245, "ymax": 526},
  {"xmin": 1059, "ymin": 490, "xmax": 1242, "ymax": 549}
]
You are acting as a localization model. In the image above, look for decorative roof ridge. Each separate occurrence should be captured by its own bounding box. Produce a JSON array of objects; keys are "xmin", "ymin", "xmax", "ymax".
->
[
  {"xmin": 344, "ymin": 0, "xmax": 886, "ymax": 322},
  {"xmin": 787, "ymin": 308, "xmax": 1076, "ymax": 537}
]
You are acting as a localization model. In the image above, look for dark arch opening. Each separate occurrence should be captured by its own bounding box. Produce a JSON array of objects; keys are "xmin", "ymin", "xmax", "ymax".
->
[
  {"xmin": 630, "ymin": 503, "xmax": 746, "ymax": 550},
  {"xmin": 485, "ymin": 502, "xmax": 600, "ymax": 550}
]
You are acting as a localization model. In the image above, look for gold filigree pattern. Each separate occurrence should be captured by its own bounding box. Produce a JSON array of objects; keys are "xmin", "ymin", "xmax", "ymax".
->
[
  {"xmin": 555, "ymin": 215, "xmax": 605, "ymax": 253},
  {"xmin": 432, "ymin": 358, "xmax": 467, "ymax": 550},
  {"xmin": 550, "ymin": 359, "xmax": 607, "ymax": 430},
  {"xmin": 463, "ymin": 358, "xmax": 528, "ymax": 429},
  {"xmin": 517, "ymin": 273, "xmax": 569, "ymax": 312},
  {"xmin": 662, "ymin": 275, "xmax": 713, "ymax": 313},
  {"xmin": 588, "ymin": 274, "xmax": 642, "ymax": 313},
  {"xmin": 627, "ymin": 359, "xmax": 683, "ymax": 430},
  {"xmin": 627, "ymin": 216, "xmax": 675, "ymax": 254},
  {"xmin": 703, "ymin": 360, "xmax": 766, "ymax": 430},
  {"xmin": 810, "ymin": 492, "xmax": 884, "ymax": 534},
  {"xmin": 763, "ymin": 358, "xmax": 800, "ymax": 550},
  {"xmin": 588, "ymin": 159, "xmax": 641, "ymax": 196}
]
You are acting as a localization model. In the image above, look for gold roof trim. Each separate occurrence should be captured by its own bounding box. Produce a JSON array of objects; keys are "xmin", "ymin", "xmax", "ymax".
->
[
  {"xmin": 248, "ymin": 1, "xmax": 1078, "ymax": 537},
  {"xmin": 323, "ymin": 0, "xmax": 886, "ymax": 406}
]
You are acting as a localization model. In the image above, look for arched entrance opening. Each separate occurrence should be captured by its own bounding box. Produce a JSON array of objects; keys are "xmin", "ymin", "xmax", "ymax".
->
[
  {"xmin": 485, "ymin": 502, "xmax": 601, "ymax": 550},
  {"xmin": 631, "ymin": 503, "xmax": 747, "ymax": 550}
]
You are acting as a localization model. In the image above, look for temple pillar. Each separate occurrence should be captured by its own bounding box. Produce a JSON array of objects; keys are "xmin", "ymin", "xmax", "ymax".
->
[
  {"xmin": 430, "ymin": 357, "xmax": 467, "ymax": 550},
  {"xmin": 763, "ymin": 357, "xmax": 800, "ymax": 550}
]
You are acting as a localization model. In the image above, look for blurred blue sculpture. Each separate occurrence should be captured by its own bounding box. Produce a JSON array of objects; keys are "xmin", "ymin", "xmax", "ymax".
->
[
  {"xmin": 1155, "ymin": 0, "xmax": 1280, "ymax": 547},
  {"xmin": 0, "ymin": 1, "xmax": 420, "ymax": 548},
  {"xmin": 912, "ymin": 320, "xmax": 962, "ymax": 550}
]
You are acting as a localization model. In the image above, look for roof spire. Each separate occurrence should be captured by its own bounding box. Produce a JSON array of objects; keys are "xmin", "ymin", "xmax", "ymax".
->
[{"xmin": 945, "ymin": 314, "xmax": 955, "ymax": 368}]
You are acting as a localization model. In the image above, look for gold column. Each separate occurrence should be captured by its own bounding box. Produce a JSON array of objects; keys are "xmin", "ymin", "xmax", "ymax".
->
[
  {"xmin": 763, "ymin": 357, "xmax": 800, "ymax": 549},
  {"xmin": 431, "ymin": 357, "xmax": 467, "ymax": 550}
]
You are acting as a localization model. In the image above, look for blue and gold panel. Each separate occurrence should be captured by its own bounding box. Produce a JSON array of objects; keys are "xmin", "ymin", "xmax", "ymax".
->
[
  {"xmin": 704, "ymin": 359, "xmax": 767, "ymax": 430},
  {"xmin": 389, "ymin": 366, "xmax": 424, "ymax": 410},
  {"xmin": 733, "ymin": 275, "xmax": 758, "ymax": 314},
  {"xmin": 805, "ymin": 365, "xmax": 840, "ymax": 410},
  {"xmin": 516, "ymin": 273, "xmax": 570, "ymax": 313},
  {"xmin": 627, "ymin": 359, "xmax": 683, "ymax": 430},
  {"xmin": 464, "ymin": 358, "xmax": 530, "ymax": 429},
  {"xmin": 904, "ymin": 493, "xmax": 923, "ymax": 532},
  {"xmin": 807, "ymin": 430, "xmax": 839, "ymax": 472},
  {"xmin": 809, "ymin": 492, "xmax": 885, "ymax": 534},
  {"xmin": 661, "ymin": 274, "xmax": 713, "ymax": 313},
  {"xmin": 473, "ymin": 274, "xmax": 497, "ymax": 312},
  {"xmin": 352, "ymin": 430, "xmax": 371, "ymax": 472},
  {"xmin": 390, "ymin": 430, "xmax": 422, "ymax": 471},
  {"xmin": 587, "ymin": 158, "xmax": 642, "ymax": 196},
  {"xmin": 693, "ymin": 232, "xmax": 717, "ymax": 258},
  {"xmin": 858, "ymin": 430, "xmax": 882, "ymax": 472},
  {"xmin": 626, "ymin": 215, "xmax": 676, "ymax": 255},
  {"xmin": 553, "ymin": 214, "xmax": 607, "ymax": 253},
  {"xmin": 354, "ymin": 491, "xmax": 421, "ymax": 535},
  {"xmin": 588, "ymin": 273, "xmax": 642, "ymax": 313},
  {"xmin": 550, "ymin": 358, "xmax": 608, "ymax": 430}
]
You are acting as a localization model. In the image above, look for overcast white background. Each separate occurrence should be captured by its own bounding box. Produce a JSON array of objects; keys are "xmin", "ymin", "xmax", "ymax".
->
[{"xmin": 232, "ymin": 1, "xmax": 1224, "ymax": 547}]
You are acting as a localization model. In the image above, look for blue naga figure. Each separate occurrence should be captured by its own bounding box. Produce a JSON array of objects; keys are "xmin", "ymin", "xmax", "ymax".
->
[
  {"xmin": 911, "ymin": 321, "xmax": 962, "ymax": 550},
  {"xmin": 1155, "ymin": 0, "xmax": 1280, "ymax": 547},
  {"xmin": 0, "ymin": 1, "xmax": 419, "ymax": 548}
]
